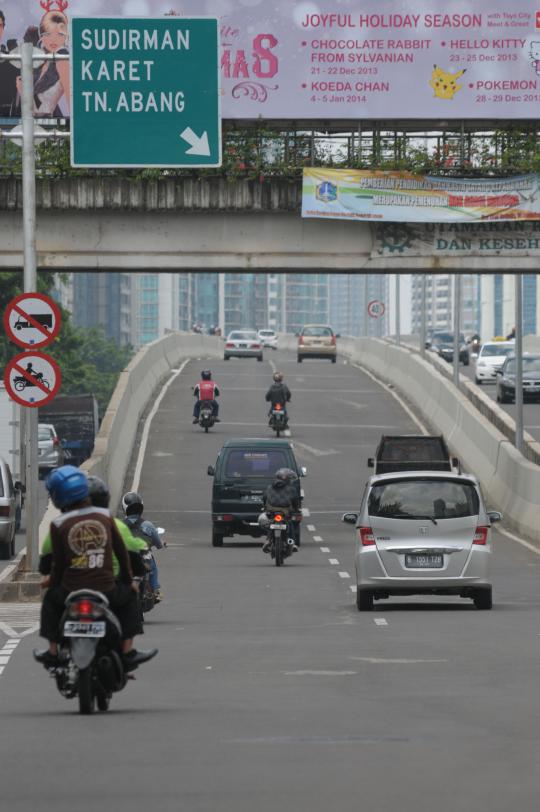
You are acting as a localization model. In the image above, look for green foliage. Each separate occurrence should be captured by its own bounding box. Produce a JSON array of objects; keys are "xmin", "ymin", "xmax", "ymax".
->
[{"xmin": 0, "ymin": 272, "xmax": 132, "ymax": 416}]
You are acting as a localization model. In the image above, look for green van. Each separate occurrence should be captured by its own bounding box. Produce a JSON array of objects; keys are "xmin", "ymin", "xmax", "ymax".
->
[{"xmin": 207, "ymin": 438, "xmax": 305, "ymax": 547}]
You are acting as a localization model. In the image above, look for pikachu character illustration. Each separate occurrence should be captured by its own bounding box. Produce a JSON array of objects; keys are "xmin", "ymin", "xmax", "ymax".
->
[{"xmin": 429, "ymin": 65, "xmax": 466, "ymax": 100}]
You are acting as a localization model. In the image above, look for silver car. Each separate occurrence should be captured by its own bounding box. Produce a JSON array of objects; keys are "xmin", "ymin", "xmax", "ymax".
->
[
  {"xmin": 0, "ymin": 457, "xmax": 22, "ymax": 560},
  {"xmin": 38, "ymin": 423, "xmax": 65, "ymax": 475},
  {"xmin": 224, "ymin": 330, "xmax": 263, "ymax": 361},
  {"xmin": 343, "ymin": 471, "xmax": 500, "ymax": 611}
]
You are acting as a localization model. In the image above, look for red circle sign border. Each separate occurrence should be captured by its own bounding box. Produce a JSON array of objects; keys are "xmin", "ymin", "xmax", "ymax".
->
[
  {"xmin": 367, "ymin": 300, "xmax": 386, "ymax": 319},
  {"xmin": 4, "ymin": 351, "xmax": 62, "ymax": 408},
  {"xmin": 3, "ymin": 292, "xmax": 61, "ymax": 349}
]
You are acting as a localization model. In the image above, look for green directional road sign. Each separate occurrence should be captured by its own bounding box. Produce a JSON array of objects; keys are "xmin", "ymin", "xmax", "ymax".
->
[{"xmin": 70, "ymin": 17, "xmax": 221, "ymax": 168}]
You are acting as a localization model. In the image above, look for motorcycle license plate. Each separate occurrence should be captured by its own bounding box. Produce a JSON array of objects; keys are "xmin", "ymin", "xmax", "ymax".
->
[
  {"xmin": 63, "ymin": 620, "xmax": 106, "ymax": 638},
  {"xmin": 270, "ymin": 523, "xmax": 287, "ymax": 530}
]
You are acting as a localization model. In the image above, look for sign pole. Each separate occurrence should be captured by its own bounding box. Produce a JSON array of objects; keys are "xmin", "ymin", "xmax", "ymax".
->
[
  {"xmin": 515, "ymin": 274, "xmax": 524, "ymax": 454},
  {"xmin": 453, "ymin": 274, "xmax": 461, "ymax": 389},
  {"xmin": 395, "ymin": 275, "xmax": 401, "ymax": 346},
  {"xmin": 420, "ymin": 275, "xmax": 427, "ymax": 358},
  {"xmin": 21, "ymin": 41, "xmax": 39, "ymax": 573}
]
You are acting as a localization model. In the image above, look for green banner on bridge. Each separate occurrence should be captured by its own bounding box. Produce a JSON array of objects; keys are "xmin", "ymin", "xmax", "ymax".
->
[{"xmin": 70, "ymin": 17, "xmax": 221, "ymax": 168}]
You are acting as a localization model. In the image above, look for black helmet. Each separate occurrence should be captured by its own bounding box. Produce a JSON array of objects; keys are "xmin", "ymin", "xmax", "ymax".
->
[
  {"xmin": 122, "ymin": 491, "xmax": 144, "ymax": 516},
  {"xmin": 87, "ymin": 475, "xmax": 110, "ymax": 509},
  {"xmin": 201, "ymin": 370, "xmax": 212, "ymax": 380},
  {"xmin": 273, "ymin": 372, "xmax": 283, "ymax": 383},
  {"xmin": 275, "ymin": 468, "xmax": 297, "ymax": 482}
]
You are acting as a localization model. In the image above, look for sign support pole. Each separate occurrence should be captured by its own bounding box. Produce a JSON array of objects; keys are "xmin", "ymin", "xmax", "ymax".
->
[
  {"xmin": 420, "ymin": 275, "xmax": 427, "ymax": 358},
  {"xmin": 515, "ymin": 274, "xmax": 524, "ymax": 454},
  {"xmin": 21, "ymin": 42, "xmax": 39, "ymax": 573},
  {"xmin": 453, "ymin": 274, "xmax": 461, "ymax": 389},
  {"xmin": 395, "ymin": 274, "xmax": 401, "ymax": 346}
]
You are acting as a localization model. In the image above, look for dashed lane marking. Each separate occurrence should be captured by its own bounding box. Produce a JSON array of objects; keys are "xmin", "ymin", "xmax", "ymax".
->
[
  {"xmin": 307, "ymin": 524, "xmax": 316, "ymax": 532},
  {"xmin": 338, "ymin": 572, "xmax": 351, "ymax": 579},
  {"xmin": 313, "ymin": 535, "xmax": 323, "ymax": 542},
  {"xmin": 351, "ymin": 657, "xmax": 447, "ymax": 664},
  {"xmin": 350, "ymin": 585, "xmax": 357, "ymax": 592},
  {"xmin": 329, "ymin": 558, "xmax": 340, "ymax": 565},
  {"xmin": 374, "ymin": 618, "xmax": 388, "ymax": 627},
  {"xmin": 0, "ymin": 603, "xmax": 41, "ymax": 638},
  {"xmin": 301, "ymin": 508, "xmax": 311, "ymax": 518},
  {"xmin": 0, "ymin": 638, "xmax": 21, "ymax": 676},
  {"xmin": 321, "ymin": 547, "xmax": 330, "ymax": 553}
]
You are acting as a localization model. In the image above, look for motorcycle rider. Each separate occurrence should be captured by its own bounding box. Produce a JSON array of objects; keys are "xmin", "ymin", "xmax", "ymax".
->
[
  {"xmin": 260, "ymin": 468, "xmax": 300, "ymax": 554},
  {"xmin": 265, "ymin": 372, "xmax": 291, "ymax": 424},
  {"xmin": 34, "ymin": 465, "xmax": 157, "ymax": 671},
  {"xmin": 193, "ymin": 369, "xmax": 220, "ymax": 424},
  {"xmin": 122, "ymin": 491, "xmax": 165, "ymax": 603}
]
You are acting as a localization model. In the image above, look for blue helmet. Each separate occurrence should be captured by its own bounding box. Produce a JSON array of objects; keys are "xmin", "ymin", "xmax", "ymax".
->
[{"xmin": 46, "ymin": 465, "xmax": 89, "ymax": 509}]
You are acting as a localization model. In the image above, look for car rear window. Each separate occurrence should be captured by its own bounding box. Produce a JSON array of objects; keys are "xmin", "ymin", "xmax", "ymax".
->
[
  {"xmin": 368, "ymin": 479, "xmax": 479, "ymax": 520},
  {"xmin": 302, "ymin": 327, "xmax": 333, "ymax": 337},
  {"xmin": 225, "ymin": 450, "xmax": 289, "ymax": 478},
  {"xmin": 506, "ymin": 356, "xmax": 540, "ymax": 373},
  {"xmin": 38, "ymin": 427, "xmax": 53, "ymax": 441},
  {"xmin": 229, "ymin": 332, "xmax": 257, "ymax": 340},
  {"xmin": 480, "ymin": 344, "xmax": 514, "ymax": 357}
]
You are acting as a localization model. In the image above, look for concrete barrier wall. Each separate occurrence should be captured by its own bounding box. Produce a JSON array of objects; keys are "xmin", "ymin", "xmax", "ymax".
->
[
  {"xmin": 280, "ymin": 332, "xmax": 540, "ymax": 541},
  {"xmin": 38, "ymin": 332, "xmax": 221, "ymax": 545}
]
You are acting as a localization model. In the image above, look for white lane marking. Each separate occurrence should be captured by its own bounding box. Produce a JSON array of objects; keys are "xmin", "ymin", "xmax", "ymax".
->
[
  {"xmin": 0, "ymin": 621, "xmax": 39, "ymax": 638},
  {"xmin": 284, "ymin": 670, "xmax": 357, "ymax": 676},
  {"xmin": 293, "ymin": 441, "xmax": 339, "ymax": 457},
  {"xmin": 221, "ymin": 422, "xmax": 399, "ymax": 429},
  {"xmin": 0, "ymin": 667, "xmax": 4, "ymax": 675},
  {"xmin": 329, "ymin": 558, "xmax": 340, "ymax": 565},
  {"xmin": 338, "ymin": 572, "xmax": 351, "ymax": 579},
  {"xmin": 0, "ymin": 656, "xmax": 11, "ymax": 665},
  {"xmin": 374, "ymin": 618, "xmax": 388, "ymax": 626},
  {"xmin": 301, "ymin": 507, "xmax": 311, "ymax": 518},
  {"xmin": 497, "ymin": 526, "xmax": 540, "ymax": 556},
  {"xmin": 350, "ymin": 585, "xmax": 357, "ymax": 592},
  {"xmin": 351, "ymin": 657, "xmax": 448, "ymax": 664},
  {"xmin": 351, "ymin": 361, "xmax": 428, "ymax": 434},
  {"xmin": 320, "ymin": 546, "xmax": 330, "ymax": 553},
  {"xmin": 268, "ymin": 359, "xmax": 276, "ymax": 373},
  {"xmin": 307, "ymin": 524, "xmax": 316, "ymax": 532},
  {"xmin": 131, "ymin": 359, "xmax": 190, "ymax": 492},
  {"xmin": 313, "ymin": 535, "xmax": 323, "ymax": 542}
]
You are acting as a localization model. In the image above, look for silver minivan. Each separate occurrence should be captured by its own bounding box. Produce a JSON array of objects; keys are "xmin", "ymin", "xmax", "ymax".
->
[
  {"xmin": 343, "ymin": 471, "xmax": 501, "ymax": 611},
  {"xmin": 0, "ymin": 457, "xmax": 23, "ymax": 560}
]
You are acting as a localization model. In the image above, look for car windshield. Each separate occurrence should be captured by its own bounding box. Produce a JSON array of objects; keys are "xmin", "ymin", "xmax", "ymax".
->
[
  {"xmin": 368, "ymin": 479, "xmax": 479, "ymax": 520},
  {"xmin": 229, "ymin": 332, "xmax": 257, "ymax": 340},
  {"xmin": 481, "ymin": 344, "xmax": 514, "ymax": 357},
  {"xmin": 225, "ymin": 450, "xmax": 289, "ymax": 479},
  {"xmin": 432, "ymin": 332, "xmax": 465, "ymax": 344},
  {"xmin": 506, "ymin": 357, "xmax": 540, "ymax": 374},
  {"xmin": 302, "ymin": 327, "xmax": 333, "ymax": 337}
]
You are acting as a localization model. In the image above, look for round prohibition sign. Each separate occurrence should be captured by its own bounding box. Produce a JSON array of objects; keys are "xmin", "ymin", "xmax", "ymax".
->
[
  {"xmin": 3, "ymin": 292, "xmax": 61, "ymax": 349},
  {"xmin": 4, "ymin": 351, "xmax": 61, "ymax": 408},
  {"xmin": 367, "ymin": 300, "xmax": 386, "ymax": 319}
]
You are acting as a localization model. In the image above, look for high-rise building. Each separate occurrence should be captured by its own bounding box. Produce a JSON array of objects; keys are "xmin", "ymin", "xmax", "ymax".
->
[
  {"xmin": 330, "ymin": 274, "xmax": 389, "ymax": 337},
  {"xmin": 72, "ymin": 272, "xmax": 132, "ymax": 346},
  {"xmin": 411, "ymin": 274, "xmax": 481, "ymax": 336},
  {"xmin": 480, "ymin": 274, "xmax": 538, "ymax": 339},
  {"xmin": 131, "ymin": 273, "xmax": 180, "ymax": 348}
]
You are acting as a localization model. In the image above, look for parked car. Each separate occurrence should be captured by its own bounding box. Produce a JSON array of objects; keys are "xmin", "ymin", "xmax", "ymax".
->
[
  {"xmin": 475, "ymin": 340, "xmax": 515, "ymax": 384},
  {"xmin": 38, "ymin": 423, "xmax": 65, "ymax": 476},
  {"xmin": 343, "ymin": 471, "xmax": 501, "ymax": 611},
  {"xmin": 224, "ymin": 330, "xmax": 263, "ymax": 361},
  {"xmin": 368, "ymin": 435, "xmax": 459, "ymax": 475},
  {"xmin": 297, "ymin": 324, "xmax": 337, "ymax": 363},
  {"xmin": 496, "ymin": 354, "xmax": 540, "ymax": 403},
  {"xmin": 427, "ymin": 331, "xmax": 469, "ymax": 365},
  {"xmin": 257, "ymin": 329, "xmax": 278, "ymax": 350},
  {"xmin": 207, "ymin": 438, "xmax": 305, "ymax": 547},
  {"xmin": 0, "ymin": 457, "xmax": 23, "ymax": 560}
]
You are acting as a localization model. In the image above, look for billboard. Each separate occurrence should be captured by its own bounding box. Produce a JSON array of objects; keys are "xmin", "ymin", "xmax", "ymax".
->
[
  {"xmin": 2, "ymin": 1, "xmax": 540, "ymax": 119},
  {"xmin": 302, "ymin": 169, "xmax": 540, "ymax": 222}
]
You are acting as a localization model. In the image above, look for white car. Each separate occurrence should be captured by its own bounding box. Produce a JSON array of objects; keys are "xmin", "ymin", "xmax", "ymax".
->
[
  {"xmin": 475, "ymin": 341, "xmax": 515, "ymax": 384},
  {"xmin": 224, "ymin": 330, "xmax": 263, "ymax": 361},
  {"xmin": 257, "ymin": 329, "xmax": 277, "ymax": 350},
  {"xmin": 343, "ymin": 471, "xmax": 501, "ymax": 611}
]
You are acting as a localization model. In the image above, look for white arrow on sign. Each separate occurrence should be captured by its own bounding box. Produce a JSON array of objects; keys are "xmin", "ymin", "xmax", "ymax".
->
[{"xmin": 180, "ymin": 128, "xmax": 210, "ymax": 156}]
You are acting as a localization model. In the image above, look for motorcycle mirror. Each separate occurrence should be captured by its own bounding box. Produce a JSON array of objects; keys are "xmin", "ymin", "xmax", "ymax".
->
[
  {"xmin": 157, "ymin": 527, "xmax": 165, "ymax": 535},
  {"xmin": 207, "ymin": 465, "xmax": 215, "ymax": 476},
  {"xmin": 300, "ymin": 466, "xmax": 307, "ymax": 477}
]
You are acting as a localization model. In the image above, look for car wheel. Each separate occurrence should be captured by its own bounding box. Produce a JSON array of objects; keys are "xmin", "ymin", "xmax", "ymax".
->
[
  {"xmin": 331, "ymin": 356, "xmax": 337, "ymax": 363},
  {"xmin": 257, "ymin": 355, "xmax": 263, "ymax": 362},
  {"xmin": 356, "ymin": 588, "xmax": 373, "ymax": 612},
  {"xmin": 463, "ymin": 359, "xmax": 470, "ymax": 366},
  {"xmin": 224, "ymin": 356, "xmax": 230, "ymax": 361},
  {"xmin": 475, "ymin": 377, "xmax": 482, "ymax": 385},
  {"xmin": 297, "ymin": 356, "xmax": 303, "ymax": 363},
  {"xmin": 212, "ymin": 529, "xmax": 223, "ymax": 547},
  {"xmin": 473, "ymin": 587, "xmax": 492, "ymax": 610},
  {"xmin": 0, "ymin": 540, "xmax": 11, "ymax": 560}
]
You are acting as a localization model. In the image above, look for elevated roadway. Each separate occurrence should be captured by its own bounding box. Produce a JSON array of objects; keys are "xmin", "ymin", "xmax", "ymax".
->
[{"xmin": 1, "ymin": 350, "xmax": 539, "ymax": 811}]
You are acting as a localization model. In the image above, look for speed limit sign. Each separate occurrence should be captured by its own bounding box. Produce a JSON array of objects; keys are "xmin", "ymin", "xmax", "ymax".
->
[{"xmin": 367, "ymin": 300, "xmax": 386, "ymax": 319}]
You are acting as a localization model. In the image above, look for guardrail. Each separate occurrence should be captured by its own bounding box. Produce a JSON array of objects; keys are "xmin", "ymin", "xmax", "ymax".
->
[
  {"xmin": 279, "ymin": 332, "xmax": 540, "ymax": 542},
  {"xmin": 38, "ymin": 331, "xmax": 221, "ymax": 545}
]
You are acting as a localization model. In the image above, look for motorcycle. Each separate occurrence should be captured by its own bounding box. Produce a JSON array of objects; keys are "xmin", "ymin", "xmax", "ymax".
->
[
  {"xmin": 269, "ymin": 403, "xmax": 288, "ymax": 437},
  {"xmin": 199, "ymin": 402, "xmax": 216, "ymax": 433},
  {"xmin": 14, "ymin": 373, "xmax": 50, "ymax": 391},
  {"xmin": 46, "ymin": 589, "xmax": 128, "ymax": 715},
  {"xmin": 135, "ymin": 526, "xmax": 166, "ymax": 618},
  {"xmin": 267, "ymin": 511, "xmax": 295, "ymax": 566}
]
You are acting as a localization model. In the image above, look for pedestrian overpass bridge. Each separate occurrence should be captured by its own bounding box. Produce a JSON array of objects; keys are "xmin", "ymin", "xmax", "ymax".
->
[{"xmin": 1, "ymin": 177, "xmax": 538, "ymax": 272}]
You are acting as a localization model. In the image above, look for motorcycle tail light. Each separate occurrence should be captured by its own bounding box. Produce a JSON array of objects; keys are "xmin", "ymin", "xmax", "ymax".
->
[
  {"xmin": 275, "ymin": 403, "xmax": 282, "ymax": 411},
  {"xmin": 473, "ymin": 526, "xmax": 489, "ymax": 545},
  {"xmin": 77, "ymin": 600, "xmax": 94, "ymax": 617},
  {"xmin": 358, "ymin": 526, "xmax": 376, "ymax": 546},
  {"xmin": 274, "ymin": 514, "xmax": 283, "ymax": 523}
]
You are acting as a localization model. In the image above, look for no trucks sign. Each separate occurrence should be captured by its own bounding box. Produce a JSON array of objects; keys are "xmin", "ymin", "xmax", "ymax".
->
[{"xmin": 70, "ymin": 17, "xmax": 221, "ymax": 167}]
